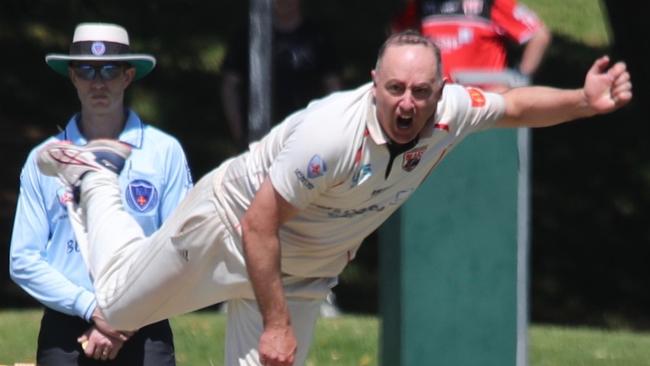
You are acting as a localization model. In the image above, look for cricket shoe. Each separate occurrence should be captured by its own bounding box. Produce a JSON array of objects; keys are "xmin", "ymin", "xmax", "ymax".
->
[{"xmin": 37, "ymin": 139, "xmax": 131, "ymax": 188}]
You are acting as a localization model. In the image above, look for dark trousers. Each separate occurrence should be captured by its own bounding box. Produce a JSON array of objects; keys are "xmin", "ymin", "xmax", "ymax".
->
[{"xmin": 36, "ymin": 308, "xmax": 176, "ymax": 366}]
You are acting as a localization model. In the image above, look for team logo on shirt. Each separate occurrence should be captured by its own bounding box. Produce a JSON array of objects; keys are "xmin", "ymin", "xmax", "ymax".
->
[
  {"xmin": 467, "ymin": 87, "xmax": 486, "ymax": 107},
  {"xmin": 402, "ymin": 147, "xmax": 427, "ymax": 172},
  {"xmin": 351, "ymin": 164, "xmax": 372, "ymax": 187},
  {"xmin": 307, "ymin": 155, "xmax": 328, "ymax": 179},
  {"xmin": 322, "ymin": 188, "xmax": 416, "ymax": 218},
  {"xmin": 126, "ymin": 179, "xmax": 158, "ymax": 213}
]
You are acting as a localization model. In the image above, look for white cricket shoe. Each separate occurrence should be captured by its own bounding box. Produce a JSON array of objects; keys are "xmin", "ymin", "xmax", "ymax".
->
[{"xmin": 37, "ymin": 139, "xmax": 131, "ymax": 187}]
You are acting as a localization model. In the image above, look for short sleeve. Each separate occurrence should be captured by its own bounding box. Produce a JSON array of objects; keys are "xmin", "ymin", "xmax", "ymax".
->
[
  {"xmin": 269, "ymin": 116, "xmax": 351, "ymax": 210},
  {"xmin": 440, "ymin": 84, "xmax": 506, "ymax": 133}
]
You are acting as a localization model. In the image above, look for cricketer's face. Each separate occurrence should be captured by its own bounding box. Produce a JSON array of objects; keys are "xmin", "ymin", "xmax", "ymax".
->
[
  {"xmin": 69, "ymin": 62, "xmax": 135, "ymax": 114},
  {"xmin": 372, "ymin": 44, "xmax": 443, "ymax": 144}
]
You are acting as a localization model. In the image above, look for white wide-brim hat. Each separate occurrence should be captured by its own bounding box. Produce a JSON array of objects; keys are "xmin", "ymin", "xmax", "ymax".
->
[{"xmin": 45, "ymin": 22, "xmax": 156, "ymax": 80}]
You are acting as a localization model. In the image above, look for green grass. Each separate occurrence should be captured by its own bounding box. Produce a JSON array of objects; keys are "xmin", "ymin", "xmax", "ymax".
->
[
  {"xmin": 170, "ymin": 312, "xmax": 377, "ymax": 365},
  {"xmin": 4, "ymin": 309, "xmax": 650, "ymax": 366},
  {"xmin": 530, "ymin": 325, "xmax": 650, "ymax": 366},
  {"xmin": 521, "ymin": 0, "xmax": 611, "ymax": 46},
  {"xmin": 0, "ymin": 309, "xmax": 379, "ymax": 366}
]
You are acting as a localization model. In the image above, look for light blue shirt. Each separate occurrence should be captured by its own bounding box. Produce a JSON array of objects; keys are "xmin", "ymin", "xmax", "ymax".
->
[{"xmin": 9, "ymin": 110, "xmax": 193, "ymax": 321}]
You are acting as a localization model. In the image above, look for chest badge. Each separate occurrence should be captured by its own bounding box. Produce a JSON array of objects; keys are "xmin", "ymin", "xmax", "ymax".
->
[
  {"xmin": 351, "ymin": 164, "xmax": 373, "ymax": 187},
  {"xmin": 402, "ymin": 147, "xmax": 427, "ymax": 172},
  {"xmin": 307, "ymin": 154, "xmax": 328, "ymax": 179},
  {"xmin": 126, "ymin": 179, "xmax": 158, "ymax": 213}
]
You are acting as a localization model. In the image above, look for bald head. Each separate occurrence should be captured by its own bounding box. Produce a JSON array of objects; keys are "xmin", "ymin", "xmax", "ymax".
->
[{"xmin": 375, "ymin": 30, "xmax": 443, "ymax": 87}]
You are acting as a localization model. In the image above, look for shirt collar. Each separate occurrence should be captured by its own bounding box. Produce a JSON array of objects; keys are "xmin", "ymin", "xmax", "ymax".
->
[
  {"xmin": 63, "ymin": 109, "xmax": 145, "ymax": 148},
  {"xmin": 365, "ymin": 92, "xmax": 389, "ymax": 145}
]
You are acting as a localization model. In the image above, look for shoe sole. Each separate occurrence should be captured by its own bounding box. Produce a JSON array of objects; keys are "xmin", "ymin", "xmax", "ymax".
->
[{"xmin": 38, "ymin": 139, "xmax": 131, "ymax": 185}]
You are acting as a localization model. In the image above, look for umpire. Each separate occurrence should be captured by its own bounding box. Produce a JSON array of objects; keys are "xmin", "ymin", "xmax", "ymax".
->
[{"xmin": 9, "ymin": 23, "xmax": 192, "ymax": 365}]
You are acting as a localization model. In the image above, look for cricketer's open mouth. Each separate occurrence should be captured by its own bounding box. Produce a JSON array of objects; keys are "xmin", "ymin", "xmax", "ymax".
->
[{"xmin": 397, "ymin": 116, "xmax": 413, "ymax": 129}]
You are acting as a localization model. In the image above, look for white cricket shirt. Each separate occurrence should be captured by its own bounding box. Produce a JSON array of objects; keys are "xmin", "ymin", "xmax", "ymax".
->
[{"xmin": 216, "ymin": 82, "xmax": 505, "ymax": 278}]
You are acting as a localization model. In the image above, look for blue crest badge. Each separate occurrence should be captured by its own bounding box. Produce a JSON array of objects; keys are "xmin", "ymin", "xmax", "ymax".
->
[
  {"xmin": 307, "ymin": 155, "xmax": 327, "ymax": 179},
  {"xmin": 91, "ymin": 41, "xmax": 106, "ymax": 55},
  {"xmin": 126, "ymin": 179, "xmax": 158, "ymax": 213}
]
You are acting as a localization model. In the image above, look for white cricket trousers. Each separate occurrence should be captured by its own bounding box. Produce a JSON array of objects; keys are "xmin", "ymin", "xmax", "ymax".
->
[{"xmin": 71, "ymin": 167, "xmax": 326, "ymax": 366}]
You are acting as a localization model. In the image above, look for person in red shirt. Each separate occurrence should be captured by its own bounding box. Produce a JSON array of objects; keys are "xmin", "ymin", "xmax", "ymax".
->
[{"xmin": 393, "ymin": 0, "xmax": 551, "ymax": 90}]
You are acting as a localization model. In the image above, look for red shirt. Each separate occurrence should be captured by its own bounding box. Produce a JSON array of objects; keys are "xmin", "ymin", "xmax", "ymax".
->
[{"xmin": 393, "ymin": 0, "xmax": 543, "ymax": 81}]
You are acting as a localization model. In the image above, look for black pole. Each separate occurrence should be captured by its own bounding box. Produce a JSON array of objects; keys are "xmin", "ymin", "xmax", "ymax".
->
[{"xmin": 248, "ymin": 0, "xmax": 272, "ymax": 142}]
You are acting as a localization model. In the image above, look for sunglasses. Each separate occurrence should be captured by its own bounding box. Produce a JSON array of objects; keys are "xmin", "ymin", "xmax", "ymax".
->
[{"xmin": 71, "ymin": 63, "xmax": 126, "ymax": 81}]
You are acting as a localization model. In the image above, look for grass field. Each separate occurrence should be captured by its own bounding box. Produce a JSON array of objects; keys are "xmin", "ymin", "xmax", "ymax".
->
[
  {"xmin": 3, "ymin": 309, "xmax": 650, "ymax": 366},
  {"xmin": 521, "ymin": 0, "xmax": 611, "ymax": 46}
]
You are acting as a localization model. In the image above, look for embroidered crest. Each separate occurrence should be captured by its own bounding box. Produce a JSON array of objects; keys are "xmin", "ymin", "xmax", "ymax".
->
[
  {"xmin": 307, "ymin": 155, "xmax": 328, "ymax": 179},
  {"xmin": 91, "ymin": 41, "xmax": 106, "ymax": 56},
  {"xmin": 402, "ymin": 147, "xmax": 427, "ymax": 172},
  {"xmin": 126, "ymin": 179, "xmax": 158, "ymax": 213}
]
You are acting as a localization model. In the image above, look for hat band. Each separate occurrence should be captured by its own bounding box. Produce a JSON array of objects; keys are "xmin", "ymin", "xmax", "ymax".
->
[{"xmin": 69, "ymin": 41, "xmax": 131, "ymax": 56}]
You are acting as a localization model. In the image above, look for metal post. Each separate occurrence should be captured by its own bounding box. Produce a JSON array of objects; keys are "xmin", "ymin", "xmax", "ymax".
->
[
  {"xmin": 516, "ymin": 125, "xmax": 531, "ymax": 366},
  {"xmin": 513, "ymin": 74, "xmax": 531, "ymax": 366},
  {"xmin": 248, "ymin": 0, "xmax": 272, "ymax": 142}
]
